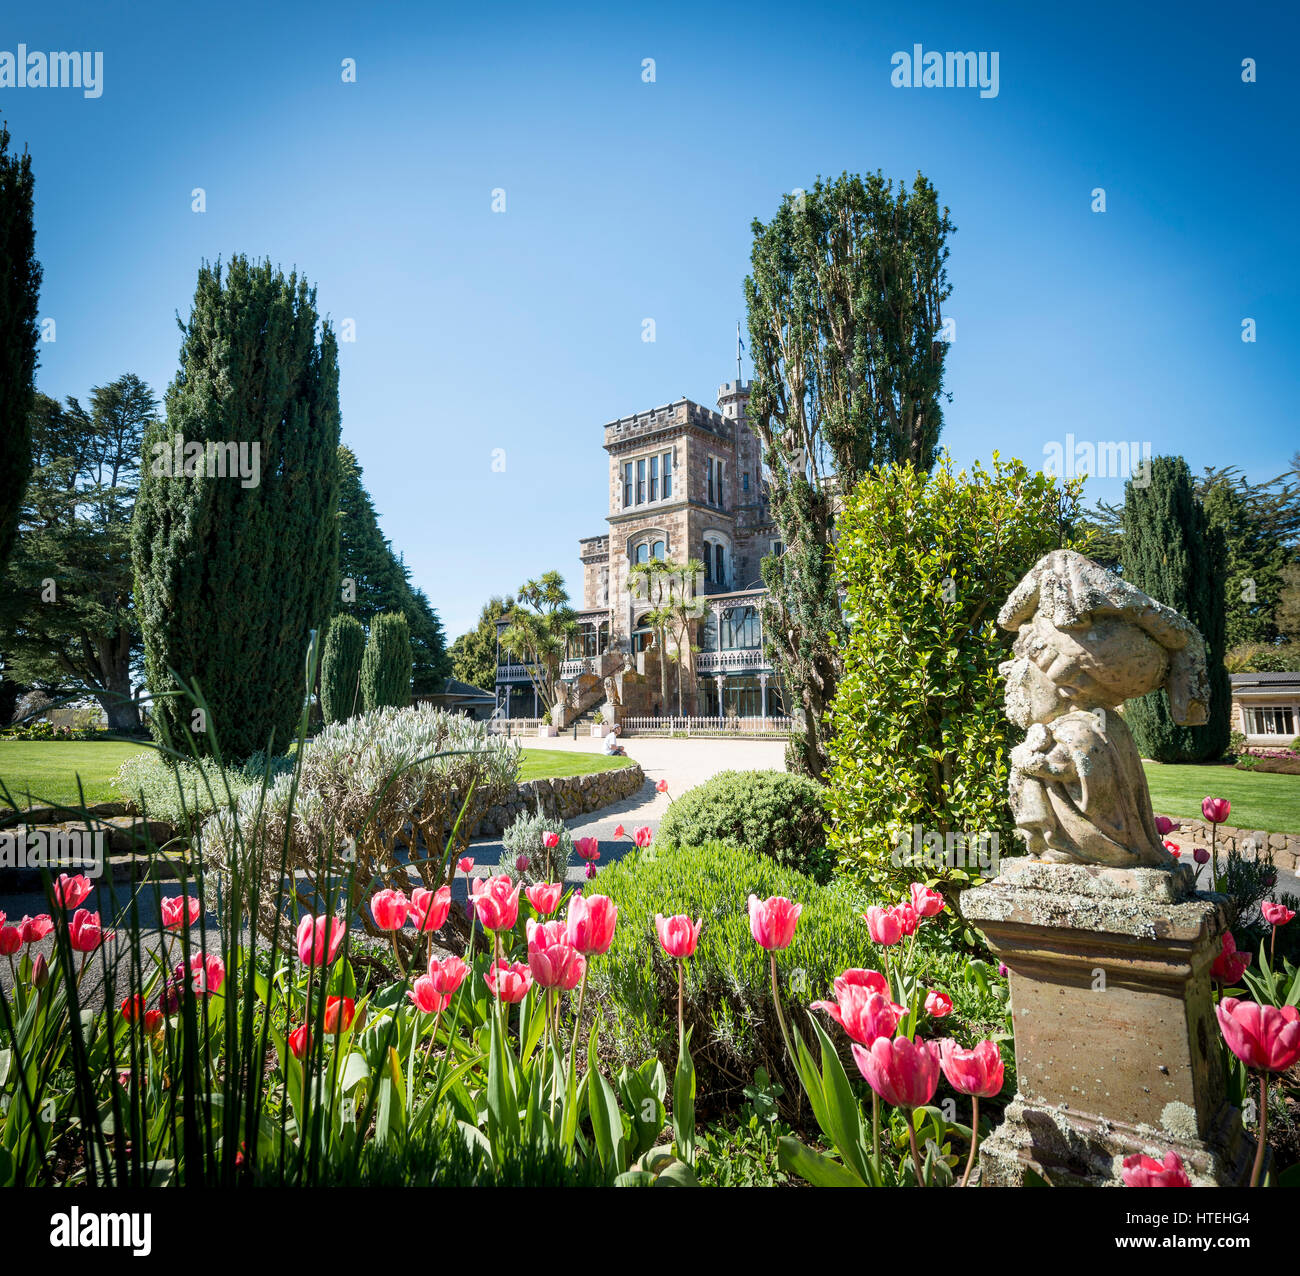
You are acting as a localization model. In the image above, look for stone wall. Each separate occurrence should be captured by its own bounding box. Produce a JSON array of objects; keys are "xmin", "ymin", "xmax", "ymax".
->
[
  {"xmin": 470, "ymin": 762, "xmax": 645, "ymax": 837},
  {"xmin": 1155, "ymin": 811, "xmax": 1300, "ymax": 873}
]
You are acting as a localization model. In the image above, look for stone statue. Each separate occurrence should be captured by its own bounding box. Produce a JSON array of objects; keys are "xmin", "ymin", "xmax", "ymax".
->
[
  {"xmin": 554, "ymin": 679, "xmax": 570, "ymax": 709},
  {"xmin": 603, "ymin": 675, "xmax": 622, "ymax": 707},
  {"xmin": 998, "ymin": 549, "xmax": 1209, "ymax": 870}
]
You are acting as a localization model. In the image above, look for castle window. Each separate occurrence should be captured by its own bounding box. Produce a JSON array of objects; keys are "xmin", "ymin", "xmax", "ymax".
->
[
  {"xmin": 717, "ymin": 460, "xmax": 725, "ymax": 509},
  {"xmin": 635, "ymin": 543, "xmax": 649, "ymax": 564},
  {"xmin": 636, "ymin": 458, "xmax": 646, "ymax": 504},
  {"xmin": 662, "ymin": 451, "xmax": 672, "ymax": 498},
  {"xmin": 623, "ymin": 462, "xmax": 632, "ymax": 509},
  {"xmin": 649, "ymin": 455, "xmax": 659, "ymax": 501},
  {"xmin": 652, "ymin": 539, "xmax": 665, "ymax": 560},
  {"xmin": 714, "ymin": 543, "xmax": 726, "ymax": 587},
  {"xmin": 707, "ymin": 458, "xmax": 715, "ymax": 505},
  {"xmin": 742, "ymin": 471, "xmax": 750, "ymax": 493},
  {"xmin": 721, "ymin": 605, "xmax": 761, "ymax": 650}
]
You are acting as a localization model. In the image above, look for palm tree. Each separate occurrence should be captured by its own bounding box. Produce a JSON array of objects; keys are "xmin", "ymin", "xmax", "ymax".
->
[
  {"xmin": 498, "ymin": 570, "xmax": 577, "ymax": 712},
  {"xmin": 629, "ymin": 557, "xmax": 705, "ymax": 716}
]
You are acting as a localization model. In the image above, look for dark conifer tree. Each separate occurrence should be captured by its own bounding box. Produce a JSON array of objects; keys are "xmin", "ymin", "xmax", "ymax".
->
[
  {"xmin": 360, "ymin": 611, "xmax": 412, "ymax": 711},
  {"xmin": 320, "ymin": 612, "xmax": 366, "ymax": 723}
]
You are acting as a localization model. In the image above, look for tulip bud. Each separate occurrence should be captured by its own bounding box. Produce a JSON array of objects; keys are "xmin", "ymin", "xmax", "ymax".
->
[{"xmin": 31, "ymin": 953, "xmax": 49, "ymax": 988}]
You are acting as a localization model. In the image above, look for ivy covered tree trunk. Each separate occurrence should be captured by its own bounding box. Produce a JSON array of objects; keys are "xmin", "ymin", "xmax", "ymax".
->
[
  {"xmin": 0, "ymin": 125, "xmax": 41, "ymax": 573},
  {"xmin": 321, "ymin": 613, "xmax": 366, "ymax": 723},
  {"xmin": 131, "ymin": 257, "xmax": 340, "ymax": 758},
  {"xmin": 1121, "ymin": 455, "xmax": 1230, "ymax": 762},
  {"xmin": 361, "ymin": 611, "xmax": 412, "ymax": 711}
]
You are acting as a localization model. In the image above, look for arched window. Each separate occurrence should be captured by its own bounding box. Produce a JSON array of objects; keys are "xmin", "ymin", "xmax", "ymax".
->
[
  {"xmin": 635, "ymin": 544, "xmax": 649, "ymax": 564},
  {"xmin": 651, "ymin": 540, "xmax": 665, "ymax": 560},
  {"xmin": 714, "ymin": 543, "xmax": 726, "ymax": 588}
]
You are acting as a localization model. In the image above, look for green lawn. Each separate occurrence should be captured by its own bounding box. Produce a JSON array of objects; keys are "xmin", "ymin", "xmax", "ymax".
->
[
  {"xmin": 515, "ymin": 748, "xmax": 636, "ymax": 782},
  {"xmin": 0, "ymin": 740, "xmax": 149, "ymax": 809},
  {"xmin": 1143, "ymin": 762, "xmax": 1300, "ymax": 835},
  {"xmin": 0, "ymin": 740, "xmax": 629, "ymax": 810}
]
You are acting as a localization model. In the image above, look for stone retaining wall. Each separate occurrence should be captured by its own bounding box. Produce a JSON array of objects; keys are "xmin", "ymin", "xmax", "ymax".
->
[
  {"xmin": 470, "ymin": 763, "xmax": 645, "ymax": 838},
  {"xmin": 1155, "ymin": 812, "xmax": 1300, "ymax": 873}
]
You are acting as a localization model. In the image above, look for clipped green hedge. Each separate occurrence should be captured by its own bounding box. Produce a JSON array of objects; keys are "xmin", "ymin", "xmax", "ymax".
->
[
  {"xmin": 655, "ymin": 769, "xmax": 832, "ymax": 884},
  {"xmin": 587, "ymin": 839, "xmax": 872, "ymax": 1113}
]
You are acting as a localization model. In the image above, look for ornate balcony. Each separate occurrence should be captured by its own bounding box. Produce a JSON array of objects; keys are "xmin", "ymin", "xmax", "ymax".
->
[{"xmin": 694, "ymin": 648, "xmax": 770, "ymax": 674}]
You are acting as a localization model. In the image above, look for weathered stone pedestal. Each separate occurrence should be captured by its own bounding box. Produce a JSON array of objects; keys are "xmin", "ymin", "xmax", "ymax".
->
[{"xmin": 963, "ymin": 858, "xmax": 1255, "ymax": 1186}]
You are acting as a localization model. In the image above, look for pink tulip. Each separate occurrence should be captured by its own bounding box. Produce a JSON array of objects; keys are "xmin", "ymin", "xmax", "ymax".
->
[
  {"xmin": 296, "ymin": 913, "xmax": 346, "ymax": 967},
  {"xmin": 1209, "ymin": 931, "xmax": 1251, "ymax": 984},
  {"xmin": 1262, "ymin": 901, "xmax": 1296, "ymax": 928},
  {"xmin": 457, "ymin": 856, "xmax": 474, "ymax": 873},
  {"xmin": 1202, "ymin": 797, "xmax": 1231, "ymax": 824},
  {"xmin": 484, "ymin": 958, "xmax": 532, "ymax": 1003},
  {"xmin": 426, "ymin": 954, "xmax": 468, "ymax": 996},
  {"xmin": 566, "ymin": 894, "xmax": 618, "ymax": 955},
  {"xmin": 526, "ymin": 882, "xmax": 563, "ymax": 915},
  {"xmin": 812, "ymin": 983, "xmax": 900, "ymax": 1046},
  {"xmin": 1216, "ymin": 997, "xmax": 1300, "ymax": 1072},
  {"xmin": 614, "ymin": 824, "xmax": 625, "ymax": 838},
  {"xmin": 160, "ymin": 895, "xmax": 201, "ymax": 931},
  {"xmin": 515, "ymin": 854, "xmax": 531, "ymax": 873},
  {"xmin": 1121, "ymin": 1150, "xmax": 1191, "ymax": 1187},
  {"xmin": 852, "ymin": 1035, "xmax": 941, "ymax": 1108},
  {"xmin": 910, "ymin": 883, "xmax": 945, "ymax": 918},
  {"xmin": 832, "ymin": 967, "xmax": 890, "ymax": 998},
  {"xmin": 925, "ymin": 990, "xmax": 953, "ymax": 1018},
  {"xmin": 409, "ymin": 885, "xmax": 452, "ymax": 933},
  {"xmin": 939, "ymin": 1038, "xmax": 1004, "ymax": 1097},
  {"xmin": 541, "ymin": 831, "xmax": 560, "ymax": 850},
  {"xmin": 53, "ymin": 873, "xmax": 92, "ymax": 909},
  {"xmin": 185, "ymin": 953, "xmax": 225, "ymax": 994},
  {"xmin": 655, "ymin": 913, "xmax": 702, "ymax": 959},
  {"xmin": 18, "ymin": 914, "xmax": 53, "ymax": 944},
  {"xmin": 895, "ymin": 901, "xmax": 919, "ymax": 937},
  {"xmin": 748, "ymin": 894, "xmax": 801, "ymax": 950},
  {"xmin": 634, "ymin": 826, "xmax": 653, "ymax": 848},
  {"xmin": 864, "ymin": 904, "xmax": 903, "ymax": 947},
  {"xmin": 470, "ymin": 875, "xmax": 520, "ymax": 931},
  {"xmin": 370, "ymin": 888, "xmax": 410, "ymax": 931},
  {"xmin": 68, "ymin": 909, "xmax": 112, "ymax": 952},
  {"xmin": 408, "ymin": 976, "xmax": 449, "ymax": 1015},
  {"xmin": 574, "ymin": 836, "xmax": 600, "ymax": 862},
  {"xmin": 1154, "ymin": 815, "xmax": 1177, "ymax": 836},
  {"xmin": 526, "ymin": 918, "xmax": 585, "ymax": 989},
  {"xmin": 0, "ymin": 926, "xmax": 20, "ymax": 956}
]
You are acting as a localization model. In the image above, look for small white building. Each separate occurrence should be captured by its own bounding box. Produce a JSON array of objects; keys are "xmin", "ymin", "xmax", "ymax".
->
[{"xmin": 1230, "ymin": 672, "xmax": 1300, "ymax": 748}]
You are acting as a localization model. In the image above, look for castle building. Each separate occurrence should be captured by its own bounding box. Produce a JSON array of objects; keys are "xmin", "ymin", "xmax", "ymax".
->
[{"xmin": 495, "ymin": 379, "xmax": 787, "ymax": 720}]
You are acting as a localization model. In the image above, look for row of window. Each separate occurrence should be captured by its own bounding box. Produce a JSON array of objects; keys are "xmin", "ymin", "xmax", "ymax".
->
[
  {"xmin": 1243, "ymin": 705, "xmax": 1296, "ymax": 736},
  {"xmin": 623, "ymin": 452, "xmax": 673, "ymax": 508},
  {"xmin": 699, "ymin": 605, "xmax": 761, "ymax": 652}
]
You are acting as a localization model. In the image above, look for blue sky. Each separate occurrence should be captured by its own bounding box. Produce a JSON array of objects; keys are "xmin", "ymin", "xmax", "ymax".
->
[{"xmin": 6, "ymin": 0, "xmax": 1296, "ymax": 638}]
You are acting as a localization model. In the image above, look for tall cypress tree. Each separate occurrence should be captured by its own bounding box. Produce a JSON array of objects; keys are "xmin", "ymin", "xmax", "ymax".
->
[
  {"xmin": 132, "ymin": 257, "xmax": 340, "ymax": 757},
  {"xmin": 361, "ymin": 611, "xmax": 412, "ymax": 711},
  {"xmin": 320, "ymin": 612, "xmax": 365, "ymax": 723},
  {"xmin": 1121, "ymin": 455, "xmax": 1230, "ymax": 762},
  {"xmin": 0, "ymin": 124, "xmax": 41, "ymax": 571}
]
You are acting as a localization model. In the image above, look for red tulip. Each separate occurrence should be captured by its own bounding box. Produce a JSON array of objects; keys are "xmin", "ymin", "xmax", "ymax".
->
[
  {"xmin": 748, "ymin": 894, "xmax": 801, "ymax": 950},
  {"xmin": 656, "ymin": 779, "xmax": 669, "ymax": 794},
  {"xmin": 939, "ymin": 1038, "xmax": 1004, "ymax": 1097},
  {"xmin": 567, "ymin": 894, "xmax": 618, "ymax": 955},
  {"xmin": 864, "ymin": 904, "xmax": 904, "ymax": 947},
  {"xmin": 1202, "ymin": 797, "xmax": 1231, "ymax": 824},
  {"xmin": 515, "ymin": 854, "xmax": 531, "ymax": 873},
  {"xmin": 0, "ymin": 926, "xmax": 20, "ymax": 956},
  {"xmin": 541, "ymin": 831, "xmax": 560, "ymax": 850},
  {"xmin": 613, "ymin": 824, "xmax": 625, "ymax": 838},
  {"xmin": 470, "ymin": 875, "xmax": 520, "ymax": 931},
  {"xmin": 526, "ymin": 918, "xmax": 584, "ymax": 989},
  {"xmin": 68, "ymin": 909, "xmax": 112, "ymax": 952},
  {"xmin": 484, "ymin": 958, "xmax": 532, "ymax": 1003},
  {"xmin": 1209, "ymin": 932, "xmax": 1251, "ymax": 984},
  {"xmin": 633, "ymin": 826, "xmax": 653, "ymax": 848},
  {"xmin": 160, "ymin": 895, "xmax": 201, "ymax": 931},
  {"xmin": 408, "ymin": 976, "xmax": 449, "ymax": 1015},
  {"xmin": 1121, "ymin": 1150, "xmax": 1191, "ymax": 1187},
  {"xmin": 1193, "ymin": 847, "xmax": 1210, "ymax": 865},
  {"xmin": 1262, "ymin": 901, "xmax": 1296, "ymax": 927},
  {"xmin": 409, "ymin": 885, "xmax": 452, "ymax": 933},
  {"xmin": 526, "ymin": 882, "xmax": 563, "ymax": 916},
  {"xmin": 1164, "ymin": 841, "xmax": 1181, "ymax": 857},
  {"xmin": 370, "ymin": 889, "xmax": 410, "ymax": 931},
  {"xmin": 323, "ymin": 995, "xmax": 355, "ymax": 1034},
  {"xmin": 18, "ymin": 914, "xmax": 53, "ymax": 944},
  {"xmin": 288, "ymin": 1024, "xmax": 310, "ymax": 1059},
  {"xmin": 574, "ymin": 836, "xmax": 600, "ymax": 862},
  {"xmin": 812, "ymin": 983, "xmax": 900, "ymax": 1046},
  {"xmin": 120, "ymin": 994, "xmax": 164, "ymax": 1031},
  {"xmin": 296, "ymin": 914, "xmax": 346, "ymax": 967},
  {"xmin": 852, "ymin": 1035, "xmax": 941, "ymax": 1108},
  {"xmin": 31, "ymin": 954, "xmax": 49, "ymax": 988},
  {"xmin": 1154, "ymin": 815, "xmax": 1177, "ymax": 836},
  {"xmin": 426, "ymin": 955, "xmax": 468, "ymax": 995},
  {"xmin": 655, "ymin": 913, "xmax": 702, "ymax": 959},
  {"xmin": 925, "ymin": 990, "xmax": 953, "ymax": 1018},
  {"xmin": 457, "ymin": 856, "xmax": 474, "ymax": 873},
  {"xmin": 1216, "ymin": 997, "xmax": 1300, "ymax": 1072},
  {"xmin": 910, "ymin": 883, "xmax": 945, "ymax": 918},
  {"xmin": 53, "ymin": 873, "xmax": 92, "ymax": 909}
]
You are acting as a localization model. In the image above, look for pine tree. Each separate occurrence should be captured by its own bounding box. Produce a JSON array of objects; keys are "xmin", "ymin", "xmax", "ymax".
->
[
  {"xmin": 131, "ymin": 257, "xmax": 340, "ymax": 758},
  {"xmin": 320, "ymin": 613, "xmax": 365, "ymax": 723},
  {"xmin": 449, "ymin": 595, "xmax": 514, "ymax": 692},
  {"xmin": 1121, "ymin": 455, "xmax": 1230, "ymax": 762},
  {"xmin": 361, "ymin": 611, "xmax": 412, "ymax": 711},
  {"xmin": 0, "ymin": 124, "xmax": 41, "ymax": 572}
]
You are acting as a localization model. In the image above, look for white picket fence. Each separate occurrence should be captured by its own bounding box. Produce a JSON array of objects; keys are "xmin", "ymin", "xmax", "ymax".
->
[
  {"xmin": 619, "ymin": 715, "xmax": 793, "ymax": 736},
  {"xmin": 486, "ymin": 717, "xmax": 544, "ymax": 736}
]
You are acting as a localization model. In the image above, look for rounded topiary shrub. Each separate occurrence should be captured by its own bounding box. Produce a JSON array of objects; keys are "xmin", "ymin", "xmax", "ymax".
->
[
  {"xmin": 586, "ymin": 839, "xmax": 872, "ymax": 1116},
  {"xmin": 654, "ymin": 769, "xmax": 832, "ymax": 883}
]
